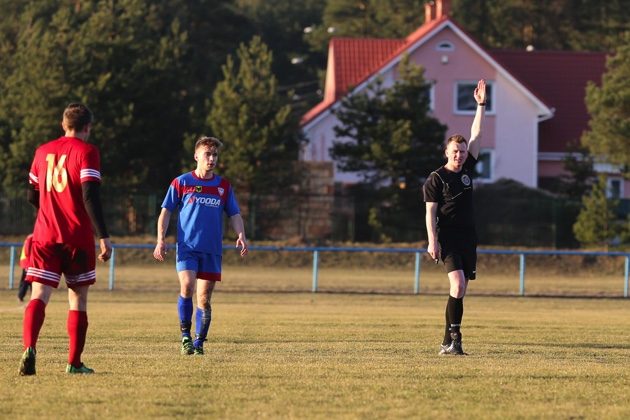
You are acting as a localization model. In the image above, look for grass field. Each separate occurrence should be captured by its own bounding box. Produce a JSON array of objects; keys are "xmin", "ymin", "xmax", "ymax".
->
[
  {"xmin": 1, "ymin": 278, "xmax": 629, "ymax": 418},
  {"xmin": 3, "ymin": 261, "xmax": 627, "ymax": 297}
]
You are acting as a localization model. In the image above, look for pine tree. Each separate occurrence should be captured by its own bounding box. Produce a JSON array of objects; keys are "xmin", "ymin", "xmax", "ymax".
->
[
  {"xmin": 235, "ymin": 0, "xmax": 325, "ymax": 95},
  {"xmin": 573, "ymin": 176, "xmax": 618, "ymax": 247},
  {"xmin": 331, "ymin": 55, "xmax": 446, "ymax": 241},
  {"xmin": 305, "ymin": 0, "xmax": 424, "ymax": 54},
  {"xmin": 0, "ymin": 1, "xmax": 74, "ymax": 192},
  {"xmin": 453, "ymin": 0, "xmax": 629, "ymax": 51},
  {"xmin": 207, "ymin": 36, "xmax": 304, "ymax": 237},
  {"xmin": 582, "ymin": 32, "xmax": 630, "ymax": 178},
  {"xmin": 559, "ymin": 142, "xmax": 596, "ymax": 199},
  {"xmin": 331, "ymin": 55, "xmax": 445, "ymax": 186},
  {"xmin": 0, "ymin": 0, "xmax": 250, "ymax": 193}
]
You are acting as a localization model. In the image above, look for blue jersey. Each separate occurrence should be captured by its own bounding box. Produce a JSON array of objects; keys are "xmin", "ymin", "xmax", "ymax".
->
[{"xmin": 161, "ymin": 172, "xmax": 240, "ymax": 255}]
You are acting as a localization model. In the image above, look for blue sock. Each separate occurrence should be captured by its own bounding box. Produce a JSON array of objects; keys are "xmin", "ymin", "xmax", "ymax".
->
[
  {"xmin": 178, "ymin": 296, "xmax": 193, "ymax": 338},
  {"xmin": 194, "ymin": 306, "xmax": 212, "ymax": 346}
]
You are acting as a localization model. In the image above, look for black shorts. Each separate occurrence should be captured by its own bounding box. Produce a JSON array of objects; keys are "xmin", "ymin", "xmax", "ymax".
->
[{"xmin": 438, "ymin": 227, "xmax": 477, "ymax": 280}]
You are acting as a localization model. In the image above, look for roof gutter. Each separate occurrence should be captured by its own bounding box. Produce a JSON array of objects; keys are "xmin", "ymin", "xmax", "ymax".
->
[{"xmin": 537, "ymin": 107, "xmax": 555, "ymax": 122}]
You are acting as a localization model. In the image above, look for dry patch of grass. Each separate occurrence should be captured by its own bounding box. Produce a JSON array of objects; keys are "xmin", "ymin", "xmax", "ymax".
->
[
  {"xmin": 1, "ymin": 290, "xmax": 629, "ymax": 418},
  {"xmin": 2, "ymin": 261, "xmax": 626, "ymax": 297}
]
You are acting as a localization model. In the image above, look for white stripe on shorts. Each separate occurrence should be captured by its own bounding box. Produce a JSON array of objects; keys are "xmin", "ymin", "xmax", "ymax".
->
[
  {"xmin": 26, "ymin": 267, "xmax": 61, "ymax": 283},
  {"xmin": 65, "ymin": 270, "xmax": 96, "ymax": 284}
]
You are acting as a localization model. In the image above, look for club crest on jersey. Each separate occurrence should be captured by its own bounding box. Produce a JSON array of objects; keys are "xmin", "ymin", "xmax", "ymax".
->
[
  {"xmin": 461, "ymin": 174, "xmax": 471, "ymax": 186},
  {"xmin": 195, "ymin": 185, "xmax": 202, "ymax": 193},
  {"xmin": 218, "ymin": 187, "xmax": 224, "ymax": 196}
]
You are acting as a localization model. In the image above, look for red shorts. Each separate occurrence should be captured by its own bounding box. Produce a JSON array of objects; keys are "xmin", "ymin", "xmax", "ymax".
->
[{"xmin": 25, "ymin": 241, "xmax": 96, "ymax": 289}]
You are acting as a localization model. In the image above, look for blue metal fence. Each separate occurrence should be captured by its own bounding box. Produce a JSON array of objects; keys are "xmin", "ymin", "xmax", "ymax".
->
[{"xmin": 1, "ymin": 242, "xmax": 629, "ymax": 297}]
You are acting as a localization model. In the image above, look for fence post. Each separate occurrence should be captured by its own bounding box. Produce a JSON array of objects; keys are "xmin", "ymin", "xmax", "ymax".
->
[
  {"xmin": 9, "ymin": 246, "xmax": 16, "ymax": 289},
  {"xmin": 519, "ymin": 253, "xmax": 526, "ymax": 296},
  {"xmin": 311, "ymin": 250, "xmax": 319, "ymax": 293},
  {"xmin": 108, "ymin": 247, "xmax": 116, "ymax": 291},
  {"xmin": 624, "ymin": 256, "xmax": 629, "ymax": 298},
  {"xmin": 413, "ymin": 252, "xmax": 421, "ymax": 295}
]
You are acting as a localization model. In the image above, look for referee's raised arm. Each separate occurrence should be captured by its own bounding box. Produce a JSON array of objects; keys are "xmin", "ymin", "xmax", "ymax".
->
[{"xmin": 467, "ymin": 79, "xmax": 487, "ymax": 160}]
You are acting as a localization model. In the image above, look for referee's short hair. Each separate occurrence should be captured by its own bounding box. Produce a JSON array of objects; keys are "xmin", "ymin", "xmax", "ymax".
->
[{"xmin": 446, "ymin": 134, "xmax": 467, "ymax": 146}]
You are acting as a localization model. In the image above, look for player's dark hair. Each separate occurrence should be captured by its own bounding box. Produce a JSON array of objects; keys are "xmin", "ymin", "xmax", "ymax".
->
[
  {"xmin": 63, "ymin": 103, "xmax": 93, "ymax": 131},
  {"xmin": 195, "ymin": 136, "xmax": 223, "ymax": 151}
]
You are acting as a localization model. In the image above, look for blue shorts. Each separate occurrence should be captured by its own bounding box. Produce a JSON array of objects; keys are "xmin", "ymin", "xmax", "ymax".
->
[{"xmin": 176, "ymin": 245, "xmax": 222, "ymax": 281}]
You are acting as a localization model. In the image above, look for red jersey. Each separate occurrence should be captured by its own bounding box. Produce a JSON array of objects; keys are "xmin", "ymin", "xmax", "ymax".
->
[{"xmin": 29, "ymin": 136, "xmax": 102, "ymax": 246}]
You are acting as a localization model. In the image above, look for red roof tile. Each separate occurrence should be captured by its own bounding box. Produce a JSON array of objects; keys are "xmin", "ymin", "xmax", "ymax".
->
[
  {"xmin": 301, "ymin": 17, "xmax": 447, "ymax": 126},
  {"xmin": 300, "ymin": 38, "xmax": 404, "ymax": 125},
  {"xmin": 491, "ymin": 50, "xmax": 607, "ymax": 153},
  {"xmin": 331, "ymin": 37, "xmax": 405, "ymax": 100}
]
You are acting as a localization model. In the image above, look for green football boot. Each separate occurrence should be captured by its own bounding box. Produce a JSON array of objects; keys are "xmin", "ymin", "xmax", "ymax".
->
[
  {"xmin": 18, "ymin": 347, "xmax": 36, "ymax": 376},
  {"xmin": 66, "ymin": 363, "xmax": 95, "ymax": 374},
  {"xmin": 193, "ymin": 337, "xmax": 205, "ymax": 355},
  {"xmin": 181, "ymin": 336, "xmax": 194, "ymax": 355}
]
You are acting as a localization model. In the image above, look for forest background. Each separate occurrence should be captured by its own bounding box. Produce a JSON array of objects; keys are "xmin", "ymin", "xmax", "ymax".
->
[{"xmin": 0, "ymin": 0, "xmax": 628, "ymax": 248}]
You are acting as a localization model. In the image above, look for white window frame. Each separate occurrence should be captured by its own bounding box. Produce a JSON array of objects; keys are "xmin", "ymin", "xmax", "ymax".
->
[
  {"xmin": 607, "ymin": 177, "xmax": 623, "ymax": 199},
  {"xmin": 454, "ymin": 80, "xmax": 494, "ymax": 114},
  {"xmin": 474, "ymin": 148, "xmax": 494, "ymax": 182}
]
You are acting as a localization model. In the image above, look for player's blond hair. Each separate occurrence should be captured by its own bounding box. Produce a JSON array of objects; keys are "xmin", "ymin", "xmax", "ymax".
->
[{"xmin": 195, "ymin": 136, "xmax": 223, "ymax": 151}]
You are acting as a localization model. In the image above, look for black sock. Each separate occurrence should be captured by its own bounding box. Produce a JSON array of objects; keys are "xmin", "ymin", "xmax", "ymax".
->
[
  {"xmin": 442, "ymin": 303, "xmax": 451, "ymax": 345},
  {"xmin": 447, "ymin": 295, "xmax": 464, "ymax": 338}
]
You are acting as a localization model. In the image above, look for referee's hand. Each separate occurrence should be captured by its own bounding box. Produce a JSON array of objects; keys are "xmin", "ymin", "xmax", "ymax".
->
[{"xmin": 427, "ymin": 241, "xmax": 440, "ymax": 263}]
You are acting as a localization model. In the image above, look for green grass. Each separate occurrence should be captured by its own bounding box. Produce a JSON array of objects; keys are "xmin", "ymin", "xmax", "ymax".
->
[{"xmin": 1, "ymin": 286, "xmax": 629, "ymax": 419}]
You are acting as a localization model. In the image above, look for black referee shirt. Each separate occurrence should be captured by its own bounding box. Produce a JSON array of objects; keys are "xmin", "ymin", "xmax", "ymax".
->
[{"xmin": 423, "ymin": 155, "xmax": 477, "ymax": 229}]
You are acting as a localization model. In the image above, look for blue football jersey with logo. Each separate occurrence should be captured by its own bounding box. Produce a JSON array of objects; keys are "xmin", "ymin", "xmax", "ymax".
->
[{"xmin": 161, "ymin": 172, "xmax": 240, "ymax": 255}]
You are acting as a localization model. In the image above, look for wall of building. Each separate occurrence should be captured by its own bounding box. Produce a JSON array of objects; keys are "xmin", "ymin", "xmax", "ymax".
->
[{"xmin": 302, "ymin": 24, "xmax": 543, "ymax": 188}]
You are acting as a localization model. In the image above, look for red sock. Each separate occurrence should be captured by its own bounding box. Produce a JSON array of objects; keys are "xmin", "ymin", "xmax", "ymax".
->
[
  {"xmin": 67, "ymin": 310, "xmax": 88, "ymax": 367},
  {"xmin": 23, "ymin": 299, "xmax": 46, "ymax": 349}
]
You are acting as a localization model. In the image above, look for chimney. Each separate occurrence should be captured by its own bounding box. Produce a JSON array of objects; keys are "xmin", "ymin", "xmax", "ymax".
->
[
  {"xmin": 424, "ymin": 1, "xmax": 436, "ymax": 23},
  {"xmin": 436, "ymin": 0, "xmax": 451, "ymax": 18},
  {"xmin": 426, "ymin": 0, "xmax": 451, "ymax": 23}
]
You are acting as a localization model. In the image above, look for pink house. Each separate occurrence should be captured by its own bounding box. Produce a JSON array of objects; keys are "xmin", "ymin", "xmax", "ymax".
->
[{"xmin": 300, "ymin": 0, "xmax": 623, "ymax": 198}]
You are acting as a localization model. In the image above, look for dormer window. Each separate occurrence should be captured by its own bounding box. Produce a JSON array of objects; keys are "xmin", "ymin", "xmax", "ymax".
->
[{"xmin": 436, "ymin": 41, "xmax": 454, "ymax": 51}]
